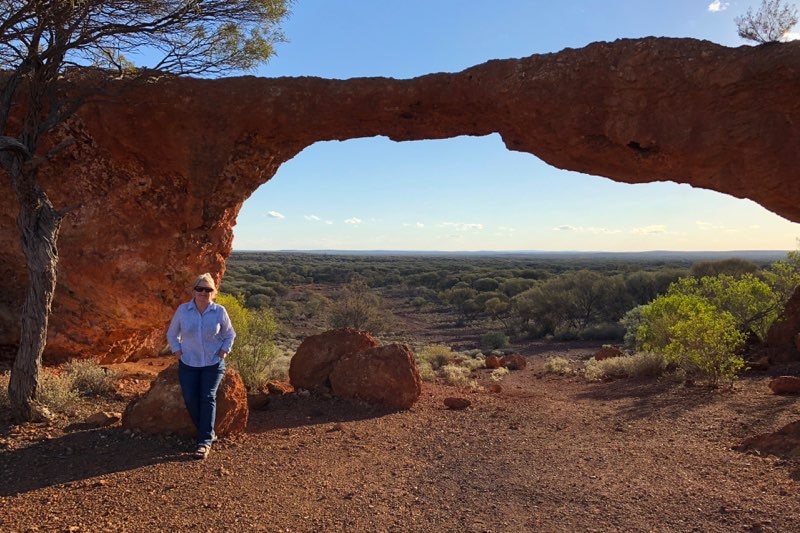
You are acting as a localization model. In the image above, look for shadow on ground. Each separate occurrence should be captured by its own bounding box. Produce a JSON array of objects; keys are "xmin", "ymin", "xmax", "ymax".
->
[
  {"xmin": 246, "ymin": 392, "xmax": 400, "ymax": 433},
  {"xmin": 0, "ymin": 425, "xmax": 190, "ymax": 497}
]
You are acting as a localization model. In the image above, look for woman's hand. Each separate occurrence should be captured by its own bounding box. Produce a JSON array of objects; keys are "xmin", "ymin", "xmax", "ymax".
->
[{"xmin": 220, "ymin": 351, "xmax": 228, "ymax": 360}]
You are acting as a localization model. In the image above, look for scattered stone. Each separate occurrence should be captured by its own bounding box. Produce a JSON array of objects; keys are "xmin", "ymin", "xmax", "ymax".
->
[
  {"xmin": 768, "ymin": 376, "xmax": 800, "ymax": 395},
  {"xmin": 84, "ymin": 411, "xmax": 121, "ymax": 427},
  {"xmin": 740, "ymin": 420, "xmax": 800, "ymax": 459},
  {"xmin": 594, "ymin": 346, "xmax": 624, "ymax": 361},
  {"xmin": 500, "ymin": 354, "xmax": 527, "ymax": 370},
  {"xmin": 267, "ymin": 381, "xmax": 294, "ymax": 395},
  {"xmin": 484, "ymin": 355, "xmax": 502, "ymax": 369},
  {"xmin": 247, "ymin": 392, "xmax": 270, "ymax": 411},
  {"xmin": 443, "ymin": 397, "xmax": 471, "ymax": 410}
]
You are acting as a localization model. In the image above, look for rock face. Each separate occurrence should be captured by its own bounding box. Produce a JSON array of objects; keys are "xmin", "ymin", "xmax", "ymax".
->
[
  {"xmin": 289, "ymin": 329, "xmax": 380, "ymax": 390},
  {"xmin": 1, "ymin": 38, "xmax": 800, "ymax": 361},
  {"xmin": 329, "ymin": 344, "xmax": 422, "ymax": 410},
  {"xmin": 121, "ymin": 364, "xmax": 248, "ymax": 437},
  {"xmin": 764, "ymin": 286, "xmax": 800, "ymax": 361}
]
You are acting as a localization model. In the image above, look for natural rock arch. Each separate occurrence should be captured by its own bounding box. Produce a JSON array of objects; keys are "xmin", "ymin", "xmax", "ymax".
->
[{"xmin": 1, "ymin": 37, "xmax": 798, "ymax": 362}]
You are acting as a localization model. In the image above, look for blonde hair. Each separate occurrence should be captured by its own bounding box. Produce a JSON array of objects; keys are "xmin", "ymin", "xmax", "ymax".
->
[{"xmin": 193, "ymin": 272, "xmax": 217, "ymax": 291}]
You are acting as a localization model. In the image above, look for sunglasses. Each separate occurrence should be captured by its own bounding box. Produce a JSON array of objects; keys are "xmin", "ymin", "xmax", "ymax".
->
[{"xmin": 194, "ymin": 287, "xmax": 214, "ymax": 293}]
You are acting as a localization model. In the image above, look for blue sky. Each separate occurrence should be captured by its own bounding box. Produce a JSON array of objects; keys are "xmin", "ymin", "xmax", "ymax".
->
[{"xmin": 232, "ymin": 0, "xmax": 800, "ymax": 252}]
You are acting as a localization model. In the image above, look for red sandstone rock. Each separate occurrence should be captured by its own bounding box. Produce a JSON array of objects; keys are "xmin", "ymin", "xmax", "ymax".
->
[
  {"xmin": 121, "ymin": 364, "xmax": 248, "ymax": 437},
  {"xmin": 329, "ymin": 344, "xmax": 421, "ymax": 410},
  {"xmin": 501, "ymin": 354, "xmax": 527, "ymax": 371},
  {"xmin": 2, "ymin": 38, "xmax": 800, "ymax": 362},
  {"xmin": 289, "ymin": 329, "xmax": 380, "ymax": 391},
  {"xmin": 443, "ymin": 397, "xmax": 471, "ymax": 410},
  {"xmin": 594, "ymin": 346, "xmax": 625, "ymax": 361},
  {"xmin": 764, "ymin": 287, "xmax": 800, "ymax": 362},
  {"xmin": 768, "ymin": 376, "xmax": 800, "ymax": 395},
  {"xmin": 484, "ymin": 355, "xmax": 502, "ymax": 369},
  {"xmin": 266, "ymin": 380, "xmax": 294, "ymax": 395},
  {"xmin": 739, "ymin": 420, "xmax": 800, "ymax": 459}
]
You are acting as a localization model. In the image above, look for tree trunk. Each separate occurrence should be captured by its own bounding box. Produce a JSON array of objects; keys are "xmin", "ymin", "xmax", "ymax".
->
[{"xmin": 8, "ymin": 166, "xmax": 62, "ymax": 423}]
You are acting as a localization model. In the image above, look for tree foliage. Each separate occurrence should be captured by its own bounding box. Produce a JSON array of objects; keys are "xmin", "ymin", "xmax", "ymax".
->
[
  {"xmin": 735, "ymin": 0, "xmax": 799, "ymax": 43},
  {"xmin": 1, "ymin": 0, "xmax": 291, "ymax": 421}
]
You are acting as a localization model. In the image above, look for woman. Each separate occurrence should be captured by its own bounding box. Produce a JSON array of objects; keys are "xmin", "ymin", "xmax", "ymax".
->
[{"xmin": 167, "ymin": 273, "xmax": 236, "ymax": 460}]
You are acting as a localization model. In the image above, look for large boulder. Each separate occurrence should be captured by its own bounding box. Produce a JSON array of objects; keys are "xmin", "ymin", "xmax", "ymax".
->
[
  {"xmin": 289, "ymin": 328, "xmax": 379, "ymax": 390},
  {"xmin": 329, "ymin": 344, "xmax": 422, "ymax": 410},
  {"xmin": 122, "ymin": 363, "xmax": 248, "ymax": 437}
]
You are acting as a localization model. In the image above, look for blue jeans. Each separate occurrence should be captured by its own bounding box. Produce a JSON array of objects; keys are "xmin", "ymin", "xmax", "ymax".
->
[{"xmin": 178, "ymin": 360, "xmax": 225, "ymax": 447}]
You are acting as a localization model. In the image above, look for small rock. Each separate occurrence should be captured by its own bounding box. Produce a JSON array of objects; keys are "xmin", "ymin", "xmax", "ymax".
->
[
  {"xmin": 444, "ymin": 397, "xmax": 471, "ymax": 410},
  {"xmin": 768, "ymin": 376, "xmax": 800, "ymax": 394}
]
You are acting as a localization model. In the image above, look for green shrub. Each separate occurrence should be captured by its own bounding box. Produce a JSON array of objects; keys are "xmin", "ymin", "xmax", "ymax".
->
[
  {"xmin": 637, "ymin": 292, "xmax": 745, "ymax": 387},
  {"xmin": 543, "ymin": 356, "xmax": 572, "ymax": 375},
  {"xmin": 327, "ymin": 278, "xmax": 388, "ymax": 333},
  {"xmin": 578, "ymin": 323, "xmax": 626, "ymax": 341},
  {"xmin": 64, "ymin": 359, "xmax": 117, "ymax": 396},
  {"xmin": 217, "ymin": 292, "xmax": 282, "ymax": 390},
  {"xmin": 480, "ymin": 331, "xmax": 509, "ymax": 350},
  {"xmin": 417, "ymin": 344, "xmax": 455, "ymax": 371}
]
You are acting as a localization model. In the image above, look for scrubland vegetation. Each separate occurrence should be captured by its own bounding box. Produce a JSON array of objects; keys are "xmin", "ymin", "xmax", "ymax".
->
[{"xmin": 217, "ymin": 249, "xmax": 800, "ymax": 390}]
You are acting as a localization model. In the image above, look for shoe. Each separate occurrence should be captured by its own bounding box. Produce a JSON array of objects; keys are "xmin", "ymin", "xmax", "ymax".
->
[{"xmin": 193, "ymin": 445, "xmax": 210, "ymax": 460}]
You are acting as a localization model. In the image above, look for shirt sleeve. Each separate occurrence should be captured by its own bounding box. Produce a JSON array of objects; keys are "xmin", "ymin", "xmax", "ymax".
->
[
  {"xmin": 166, "ymin": 305, "xmax": 183, "ymax": 353},
  {"xmin": 218, "ymin": 306, "xmax": 236, "ymax": 353}
]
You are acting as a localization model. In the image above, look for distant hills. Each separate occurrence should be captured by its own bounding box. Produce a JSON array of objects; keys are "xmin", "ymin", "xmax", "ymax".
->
[{"xmin": 236, "ymin": 249, "xmax": 791, "ymax": 262}]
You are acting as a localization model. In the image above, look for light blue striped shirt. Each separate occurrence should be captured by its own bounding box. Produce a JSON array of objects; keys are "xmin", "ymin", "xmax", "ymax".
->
[{"xmin": 167, "ymin": 300, "xmax": 235, "ymax": 367}]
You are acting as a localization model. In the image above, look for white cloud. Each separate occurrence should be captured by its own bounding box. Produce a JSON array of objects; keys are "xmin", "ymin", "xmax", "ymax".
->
[
  {"xmin": 325, "ymin": 220, "xmax": 334, "ymax": 225},
  {"xmin": 631, "ymin": 224, "xmax": 667, "ymax": 235},
  {"xmin": 416, "ymin": 222, "xmax": 424, "ymax": 228},
  {"xmin": 402, "ymin": 222, "xmax": 426, "ymax": 228},
  {"xmin": 553, "ymin": 225, "xmax": 619, "ymax": 234},
  {"xmin": 344, "ymin": 217, "xmax": 362, "ymax": 225},
  {"xmin": 267, "ymin": 211, "xmax": 285, "ymax": 219},
  {"xmin": 441, "ymin": 222, "xmax": 483, "ymax": 231},
  {"xmin": 497, "ymin": 226, "xmax": 515, "ymax": 232},
  {"xmin": 707, "ymin": 1, "xmax": 728, "ymax": 12},
  {"xmin": 554, "ymin": 225, "xmax": 576, "ymax": 231},
  {"xmin": 304, "ymin": 214, "xmax": 321, "ymax": 221},
  {"xmin": 782, "ymin": 31, "xmax": 800, "ymax": 42}
]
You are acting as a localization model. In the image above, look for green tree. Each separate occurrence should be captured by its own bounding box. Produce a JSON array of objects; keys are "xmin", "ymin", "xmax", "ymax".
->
[
  {"xmin": 216, "ymin": 293, "xmax": 280, "ymax": 391},
  {"xmin": 690, "ymin": 258, "xmax": 758, "ymax": 279},
  {"xmin": 1, "ymin": 1, "xmax": 291, "ymax": 421},
  {"xmin": 735, "ymin": 0, "xmax": 799, "ymax": 43},
  {"xmin": 327, "ymin": 278, "xmax": 387, "ymax": 333}
]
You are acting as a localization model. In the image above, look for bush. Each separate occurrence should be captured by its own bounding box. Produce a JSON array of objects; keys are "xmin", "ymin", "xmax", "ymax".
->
[
  {"xmin": 636, "ymin": 293, "xmax": 745, "ymax": 387},
  {"xmin": 64, "ymin": 360, "xmax": 117, "ymax": 396},
  {"xmin": 543, "ymin": 356, "xmax": 573, "ymax": 375},
  {"xmin": 440, "ymin": 364, "xmax": 477, "ymax": 389},
  {"xmin": 327, "ymin": 278, "xmax": 388, "ymax": 333},
  {"xmin": 584, "ymin": 352, "xmax": 667, "ymax": 382},
  {"xmin": 578, "ymin": 323, "xmax": 626, "ymax": 341},
  {"xmin": 217, "ymin": 292, "xmax": 282, "ymax": 391},
  {"xmin": 417, "ymin": 344, "xmax": 455, "ymax": 371},
  {"xmin": 480, "ymin": 331, "xmax": 509, "ymax": 350},
  {"xmin": 490, "ymin": 367, "xmax": 509, "ymax": 382},
  {"xmin": 37, "ymin": 371, "xmax": 80, "ymax": 413}
]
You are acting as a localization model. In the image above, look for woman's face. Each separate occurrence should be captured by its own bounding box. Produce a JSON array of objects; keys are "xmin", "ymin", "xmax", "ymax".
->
[{"xmin": 193, "ymin": 280, "xmax": 215, "ymax": 304}]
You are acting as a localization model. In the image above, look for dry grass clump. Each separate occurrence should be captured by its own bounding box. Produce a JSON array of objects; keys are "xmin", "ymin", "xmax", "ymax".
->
[
  {"xmin": 65, "ymin": 359, "xmax": 117, "ymax": 396},
  {"xmin": 543, "ymin": 356, "xmax": 573, "ymax": 375},
  {"xmin": 490, "ymin": 367, "xmax": 509, "ymax": 382},
  {"xmin": 584, "ymin": 352, "xmax": 667, "ymax": 382},
  {"xmin": 1, "ymin": 369, "xmax": 80, "ymax": 413},
  {"xmin": 416, "ymin": 344, "xmax": 484, "ymax": 387},
  {"xmin": 441, "ymin": 364, "xmax": 478, "ymax": 389}
]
